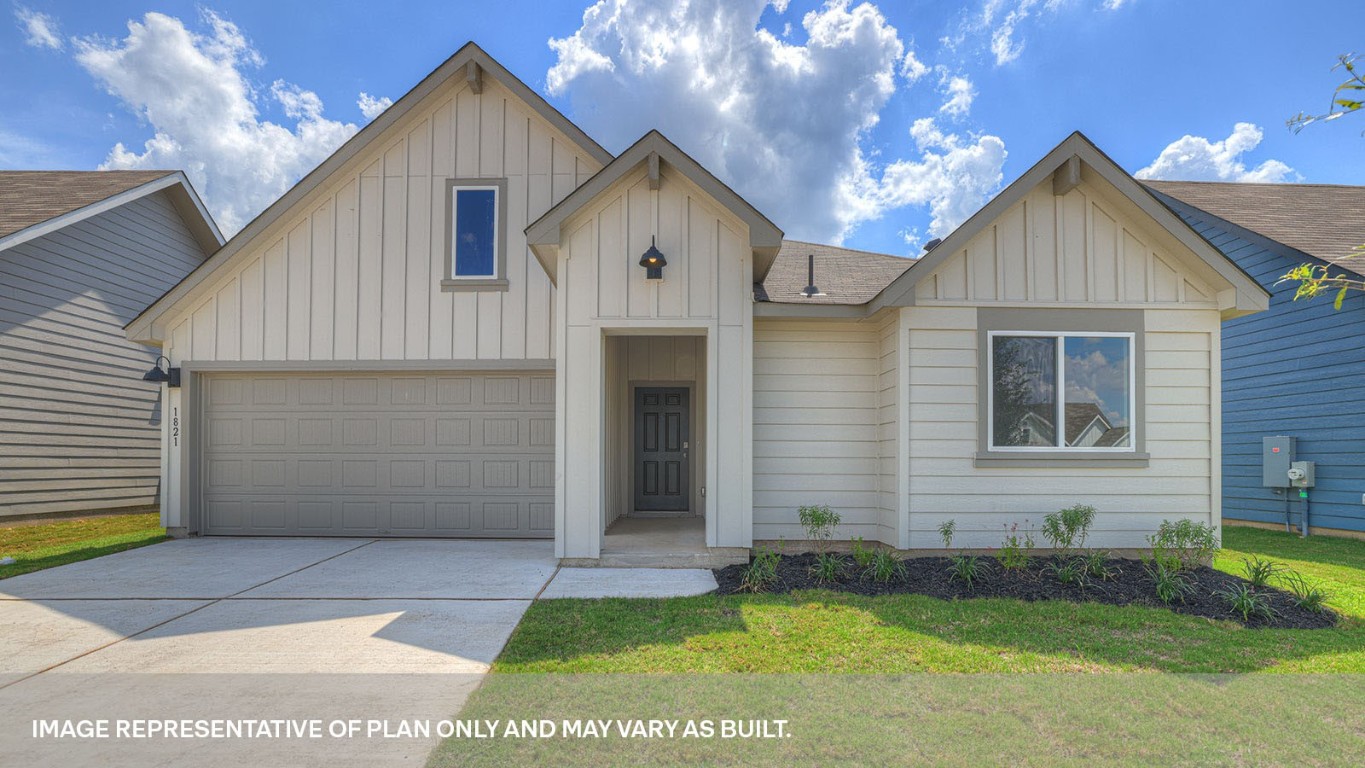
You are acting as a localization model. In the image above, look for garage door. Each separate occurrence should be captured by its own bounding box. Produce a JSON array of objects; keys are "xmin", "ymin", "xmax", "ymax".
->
[{"xmin": 200, "ymin": 372, "xmax": 555, "ymax": 537}]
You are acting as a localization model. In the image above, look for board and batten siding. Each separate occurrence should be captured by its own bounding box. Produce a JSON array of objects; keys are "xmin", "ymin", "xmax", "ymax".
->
[
  {"xmin": 159, "ymin": 75, "xmax": 601, "ymax": 367},
  {"xmin": 752, "ymin": 318, "xmax": 890, "ymax": 543},
  {"xmin": 0, "ymin": 191, "xmax": 207, "ymax": 517},
  {"xmin": 1169, "ymin": 205, "xmax": 1365, "ymax": 534}
]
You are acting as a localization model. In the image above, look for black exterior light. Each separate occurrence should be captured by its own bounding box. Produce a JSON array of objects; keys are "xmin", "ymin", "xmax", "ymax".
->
[
  {"xmin": 639, "ymin": 236, "xmax": 667, "ymax": 280},
  {"xmin": 801, "ymin": 253, "xmax": 825, "ymax": 298},
  {"xmin": 143, "ymin": 355, "xmax": 181, "ymax": 388}
]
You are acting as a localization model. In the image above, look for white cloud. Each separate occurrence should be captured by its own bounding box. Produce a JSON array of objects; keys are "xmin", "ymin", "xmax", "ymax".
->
[
  {"xmin": 1135, "ymin": 122, "xmax": 1297, "ymax": 183},
  {"xmin": 73, "ymin": 11, "xmax": 358, "ymax": 234},
  {"xmin": 869, "ymin": 118, "xmax": 1006, "ymax": 238},
  {"xmin": 357, "ymin": 92, "xmax": 392, "ymax": 121},
  {"xmin": 979, "ymin": 0, "xmax": 1126, "ymax": 67},
  {"xmin": 940, "ymin": 74, "xmax": 975, "ymax": 118},
  {"xmin": 546, "ymin": 0, "xmax": 999, "ymax": 245},
  {"xmin": 15, "ymin": 5, "xmax": 62, "ymax": 50}
]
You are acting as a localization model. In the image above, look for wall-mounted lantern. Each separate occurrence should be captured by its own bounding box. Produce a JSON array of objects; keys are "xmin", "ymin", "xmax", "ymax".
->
[
  {"xmin": 142, "ymin": 355, "xmax": 181, "ymax": 388},
  {"xmin": 639, "ymin": 236, "xmax": 667, "ymax": 280}
]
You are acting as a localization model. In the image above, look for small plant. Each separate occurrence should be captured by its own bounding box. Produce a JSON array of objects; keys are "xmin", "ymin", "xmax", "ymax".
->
[
  {"xmin": 1041, "ymin": 504, "xmax": 1096, "ymax": 557},
  {"xmin": 1217, "ymin": 583, "xmax": 1277, "ymax": 622},
  {"xmin": 1083, "ymin": 550, "xmax": 1117, "ymax": 581},
  {"xmin": 1047, "ymin": 557, "xmax": 1087, "ymax": 587},
  {"xmin": 863, "ymin": 549, "xmax": 906, "ymax": 583},
  {"xmin": 996, "ymin": 522, "xmax": 1035, "ymax": 571},
  {"xmin": 740, "ymin": 544, "xmax": 782, "ymax": 593},
  {"xmin": 938, "ymin": 519, "xmax": 957, "ymax": 549},
  {"xmin": 850, "ymin": 536, "xmax": 876, "ymax": 568},
  {"xmin": 1148, "ymin": 519, "xmax": 1220, "ymax": 572},
  {"xmin": 798, "ymin": 504, "xmax": 842, "ymax": 554},
  {"xmin": 810, "ymin": 552, "xmax": 844, "ymax": 583},
  {"xmin": 948, "ymin": 553, "xmax": 983, "ymax": 589},
  {"xmin": 1148, "ymin": 560, "xmax": 1192, "ymax": 605},
  {"xmin": 1278, "ymin": 569, "xmax": 1330, "ymax": 613},
  {"xmin": 1242, "ymin": 556, "xmax": 1284, "ymax": 588}
]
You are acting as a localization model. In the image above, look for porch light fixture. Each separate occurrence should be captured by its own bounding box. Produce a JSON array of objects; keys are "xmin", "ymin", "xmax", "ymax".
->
[
  {"xmin": 801, "ymin": 253, "xmax": 825, "ymax": 298},
  {"xmin": 639, "ymin": 236, "xmax": 667, "ymax": 280},
  {"xmin": 142, "ymin": 355, "xmax": 181, "ymax": 388}
]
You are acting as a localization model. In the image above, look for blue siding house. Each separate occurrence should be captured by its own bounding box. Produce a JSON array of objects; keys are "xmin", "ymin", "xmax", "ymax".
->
[{"xmin": 1147, "ymin": 181, "xmax": 1365, "ymax": 536}]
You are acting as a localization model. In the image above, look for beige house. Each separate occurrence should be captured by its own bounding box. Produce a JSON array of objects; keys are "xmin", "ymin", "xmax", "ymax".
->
[{"xmin": 127, "ymin": 43, "xmax": 1266, "ymax": 564}]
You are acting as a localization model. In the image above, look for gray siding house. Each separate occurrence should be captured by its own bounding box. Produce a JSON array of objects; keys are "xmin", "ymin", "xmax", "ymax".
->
[{"xmin": 0, "ymin": 171, "xmax": 221, "ymax": 518}]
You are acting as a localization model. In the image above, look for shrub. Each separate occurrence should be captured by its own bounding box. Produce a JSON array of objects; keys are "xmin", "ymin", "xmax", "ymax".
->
[
  {"xmin": 1041, "ymin": 505, "xmax": 1096, "ymax": 556},
  {"xmin": 997, "ymin": 522, "xmax": 1035, "ymax": 571},
  {"xmin": 850, "ymin": 536, "xmax": 876, "ymax": 568},
  {"xmin": 740, "ymin": 544, "xmax": 782, "ymax": 593},
  {"xmin": 948, "ymin": 554, "xmax": 983, "ymax": 589},
  {"xmin": 1278, "ymin": 570, "xmax": 1330, "ymax": 613},
  {"xmin": 1083, "ymin": 550, "xmax": 1117, "ymax": 581},
  {"xmin": 1242, "ymin": 556, "xmax": 1284, "ymax": 588},
  {"xmin": 798, "ymin": 505, "xmax": 842, "ymax": 554},
  {"xmin": 1148, "ymin": 560, "xmax": 1192, "ymax": 605},
  {"xmin": 1218, "ymin": 583, "xmax": 1277, "ymax": 622},
  {"xmin": 937, "ymin": 519, "xmax": 957, "ymax": 549},
  {"xmin": 810, "ymin": 552, "xmax": 844, "ymax": 583},
  {"xmin": 864, "ymin": 549, "xmax": 906, "ymax": 583},
  {"xmin": 1047, "ymin": 557, "xmax": 1087, "ymax": 587},
  {"xmin": 1148, "ymin": 519, "xmax": 1220, "ymax": 572}
]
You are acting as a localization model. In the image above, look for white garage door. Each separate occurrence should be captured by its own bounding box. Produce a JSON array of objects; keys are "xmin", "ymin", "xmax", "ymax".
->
[{"xmin": 200, "ymin": 372, "xmax": 555, "ymax": 538}]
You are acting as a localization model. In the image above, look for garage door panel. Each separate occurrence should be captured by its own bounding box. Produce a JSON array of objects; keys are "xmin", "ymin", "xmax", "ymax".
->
[{"xmin": 200, "ymin": 372, "xmax": 554, "ymax": 538}]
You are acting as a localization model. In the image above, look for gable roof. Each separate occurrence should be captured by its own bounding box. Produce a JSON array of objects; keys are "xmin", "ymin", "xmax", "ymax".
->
[
  {"xmin": 0, "ymin": 170, "xmax": 222, "ymax": 255},
  {"xmin": 756, "ymin": 240, "xmax": 912, "ymax": 305},
  {"xmin": 525, "ymin": 130, "xmax": 784, "ymax": 284},
  {"xmin": 868, "ymin": 132, "xmax": 1269, "ymax": 318},
  {"xmin": 127, "ymin": 42, "xmax": 611, "ymax": 342},
  {"xmin": 1142, "ymin": 180, "xmax": 1365, "ymax": 275}
]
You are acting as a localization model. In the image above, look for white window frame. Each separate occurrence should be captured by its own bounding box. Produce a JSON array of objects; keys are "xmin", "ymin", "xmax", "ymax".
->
[{"xmin": 985, "ymin": 330, "xmax": 1137, "ymax": 453}]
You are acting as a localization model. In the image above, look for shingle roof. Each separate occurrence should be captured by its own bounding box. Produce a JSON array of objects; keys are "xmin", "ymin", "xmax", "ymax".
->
[
  {"xmin": 757, "ymin": 239, "xmax": 913, "ymax": 305},
  {"xmin": 0, "ymin": 170, "xmax": 176, "ymax": 240},
  {"xmin": 1143, "ymin": 180, "xmax": 1365, "ymax": 274}
]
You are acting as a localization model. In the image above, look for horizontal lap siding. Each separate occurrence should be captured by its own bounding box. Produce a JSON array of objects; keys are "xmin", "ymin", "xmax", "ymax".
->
[
  {"xmin": 1176, "ymin": 210, "xmax": 1365, "ymax": 533},
  {"xmin": 753, "ymin": 319, "xmax": 883, "ymax": 541},
  {"xmin": 904, "ymin": 306, "xmax": 1215, "ymax": 548},
  {"xmin": 0, "ymin": 192, "xmax": 207, "ymax": 516}
]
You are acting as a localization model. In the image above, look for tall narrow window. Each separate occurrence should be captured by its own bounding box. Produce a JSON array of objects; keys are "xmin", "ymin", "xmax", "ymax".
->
[
  {"xmin": 443, "ymin": 179, "xmax": 507, "ymax": 291},
  {"xmin": 988, "ymin": 332, "xmax": 1134, "ymax": 451}
]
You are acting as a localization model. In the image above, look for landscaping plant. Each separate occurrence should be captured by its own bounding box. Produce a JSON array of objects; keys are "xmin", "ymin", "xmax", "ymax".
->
[
  {"xmin": 937, "ymin": 519, "xmax": 956, "ymax": 549},
  {"xmin": 1083, "ymin": 549, "xmax": 1117, "ymax": 581},
  {"xmin": 798, "ymin": 504, "xmax": 841, "ymax": 554},
  {"xmin": 811, "ymin": 552, "xmax": 844, "ymax": 583},
  {"xmin": 948, "ymin": 553, "xmax": 983, "ymax": 589},
  {"xmin": 1242, "ymin": 556, "xmax": 1284, "ymax": 588},
  {"xmin": 863, "ymin": 548, "xmax": 906, "ymax": 583},
  {"xmin": 1218, "ymin": 583, "xmax": 1277, "ymax": 622},
  {"xmin": 1149, "ymin": 559, "xmax": 1193, "ymax": 605},
  {"xmin": 1047, "ymin": 557, "xmax": 1087, "ymax": 588},
  {"xmin": 740, "ymin": 544, "xmax": 782, "ymax": 593},
  {"xmin": 1148, "ymin": 519, "xmax": 1220, "ymax": 572},
  {"xmin": 1278, "ymin": 569, "xmax": 1330, "ymax": 613},
  {"xmin": 996, "ymin": 521, "xmax": 1035, "ymax": 571},
  {"xmin": 850, "ymin": 536, "xmax": 876, "ymax": 568},
  {"xmin": 1040, "ymin": 504, "xmax": 1096, "ymax": 557}
]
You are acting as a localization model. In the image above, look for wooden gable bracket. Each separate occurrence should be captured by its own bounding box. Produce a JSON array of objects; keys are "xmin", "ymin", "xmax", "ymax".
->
[
  {"xmin": 466, "ymin": 61, "xmax": 483, "ymax": 94},
  {"xmin": 647, "ymin": 152, "xmax": 661, "ymax": 190},
  {"xmin": 1052, "ymin": 155, "xmax": 1081, "ymax": 196}
]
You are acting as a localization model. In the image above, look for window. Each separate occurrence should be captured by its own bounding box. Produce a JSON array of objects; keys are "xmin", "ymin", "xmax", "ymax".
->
[
  {"xmin": 443, "ymin": 179, "xmax": 508, "ymax": 291},
  {"xmin": 988, "ymin": 331, "xmax": 1134, "ymax": 452}
]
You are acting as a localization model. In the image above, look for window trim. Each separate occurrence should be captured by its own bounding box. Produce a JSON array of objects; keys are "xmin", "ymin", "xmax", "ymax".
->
[{"xmin": 442, "ymin": 178, "xmax": 509, "ymax": 292}]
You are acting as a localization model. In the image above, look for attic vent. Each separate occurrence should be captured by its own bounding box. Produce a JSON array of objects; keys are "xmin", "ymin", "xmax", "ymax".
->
[
  {"xmin": 801, "ymin": 253, "xmax": 825, "ymax": 298},
  {"xmin": 922, "ymin": 238, "xmax": 942, "ymax": 252}
]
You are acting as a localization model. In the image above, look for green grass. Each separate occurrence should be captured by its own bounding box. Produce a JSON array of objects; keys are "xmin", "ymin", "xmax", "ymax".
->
[
  {"xmin": 0, "ymin": 512, "xmax": 167, "ymax": 579},
  {"xmin": 492, "ymin": 526, "xmax": 1365, "ymax": 675}
]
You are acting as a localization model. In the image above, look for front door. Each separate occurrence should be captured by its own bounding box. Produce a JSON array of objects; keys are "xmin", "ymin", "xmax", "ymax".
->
[{"xmin": 634, "ymin": 387, "xmax": 689, "ymax": 512}]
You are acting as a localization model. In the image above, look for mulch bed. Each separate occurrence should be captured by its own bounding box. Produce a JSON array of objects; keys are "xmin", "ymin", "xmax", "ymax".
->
[{"xmin": 712, "ymin": 553, "xmax": 1337, "ymax": 629}]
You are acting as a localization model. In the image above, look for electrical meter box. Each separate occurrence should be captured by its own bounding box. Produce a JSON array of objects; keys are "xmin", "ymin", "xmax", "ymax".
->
[
  {"xmin": 1288, "ymin": 461, "xmax": 1315, "ymax": 489},
  {"xmin": 1262, "ymin": 436, "xmax": 1295, "ymax": 488}
]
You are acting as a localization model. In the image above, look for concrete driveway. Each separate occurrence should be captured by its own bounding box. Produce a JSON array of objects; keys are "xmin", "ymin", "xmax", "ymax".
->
[{"xmin": 0, "ymin": 537, "xmax": 559, "ymax": 767}]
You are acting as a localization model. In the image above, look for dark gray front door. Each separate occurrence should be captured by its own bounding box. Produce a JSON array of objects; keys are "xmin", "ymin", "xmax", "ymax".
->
[{"xmin": 634, "ymin": 387, "xmax": 689, "ymax": 512}]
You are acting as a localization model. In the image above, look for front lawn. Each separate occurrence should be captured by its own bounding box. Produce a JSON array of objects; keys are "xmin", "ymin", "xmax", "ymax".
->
[{"xmin": 0, "ymin": 512, "xmax": 167, "ymax": 579}]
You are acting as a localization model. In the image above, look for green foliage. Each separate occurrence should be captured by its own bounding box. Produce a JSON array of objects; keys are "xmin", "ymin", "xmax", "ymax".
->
[
  {"xmin": 1278, "ymin": 262, "xmax": 1365, "ymax": 308},
  {"xmin": 1288, "ymin": 53, "xmax": 1365, "ymax": 132},
  {"xmin": 1218, "ymin": 583, "xmax": 1277, "ymax": 623},
  {"xmin": 947, "ymin": 554, "xmax": 983, "ymax": 589},
  {"xmin": 1041, "ymin": 505, "xmax": 1096, "ymax": 556},
  {"xmin": 1148, "ymin": 560, "xmax": 1192, "ymax": 605},
  {"xmin": 1242, "ymin": 556, "xmax": 1284, "ymax": 588},
  {"xmin": 740, "ymin": 544, "xmax": 782, "ymax": 593},
  {"xmin": 1148, "ymin": 519, "xmax": 1220, "ymax": 572},
  {"xmin": 797, "ymin": 504, "xmax": 842, "ymax": 554},
  {"xmin": 1047, "ymin": 557, "xmax": 1087, "ymax": 588},
  {"xmin": 863, "ymin": 549, "xmax": 906, "ymax": 583},
  {"xmin": 1084, "ymin": 550, "xmax": 1118, "ymax": 582},
  {"xmin": 810, "ymin": 552, "xmax": 844, "ymax": 583},
  {"xmin": 937, "ymin": 519, "xmax": 956, "ymax": 550},
  {"xmin": 997, "ymin": 522, "xmax": 1036, "ymax": 572},
  {"xmin": 1278, "ymin": 569, "xmax": 1330, "ymax": 614},
  {"xmin": 850, "ymin": 537, "xmax": 876, "ymax": 568}
]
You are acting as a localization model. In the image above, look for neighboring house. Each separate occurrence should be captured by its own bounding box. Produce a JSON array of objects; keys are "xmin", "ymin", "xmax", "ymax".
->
[
  {"xmin": 125, "ymin": 43, "xmax": 1266, "ymax": 562},
  {"xmin": 0, "ymin": 171, "xmax": 222, "ymax": 518},
  {"xmin": 1147, "ymin": 180, "xmax": 1365, "ymax": 536}
]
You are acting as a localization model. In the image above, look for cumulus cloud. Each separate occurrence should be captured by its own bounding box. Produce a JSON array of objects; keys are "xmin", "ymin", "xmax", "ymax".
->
[
  {"xmin": 1135, "ymin": 122, "xmax": 1297, "ymax": 183},
  {"xmin": 15, "ymin": 5, "xmax": 62, "ymax": 50},
  {"xmin": 869, "ymin": 118, "xmax": 1006, "ymax": 238},
  {"xmin": 546, "ymin": 0, "xmax": 1001, "ymax": 245},
  {"xmin": 940, "ymin": 74, "xmax": 975, "ymax": 118},
  {"xmin": 73, "ymin": 11, "xmax": 358, "ymax": 234},
  {"xmin": 357, "ymin": 92, "xmax": 392, "ymax": 121}
]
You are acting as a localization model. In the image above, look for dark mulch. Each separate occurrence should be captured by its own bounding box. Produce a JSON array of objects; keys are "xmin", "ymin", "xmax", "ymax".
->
[{"xmin": 713, "ymin": 553, "xmax": 1337, "ymax": 629}]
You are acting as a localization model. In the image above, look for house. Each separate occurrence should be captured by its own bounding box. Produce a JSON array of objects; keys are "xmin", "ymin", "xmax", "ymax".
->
[
  {"xmin": 124, "ymin": 43, "xmax": 1266, "ymax": 563},
  {"xmin": 0, "ymin": 171, "xmax": 222, "ymax": 518},
  {"xmin": 1146, "ymin": 180, "xmax": 1365, "ymax": 537}
]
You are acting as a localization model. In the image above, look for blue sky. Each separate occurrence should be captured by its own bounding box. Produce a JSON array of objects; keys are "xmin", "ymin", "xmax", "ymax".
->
[{"xmin": 2, "ymin": 0, "xmax": 1362, "ymax": 255}]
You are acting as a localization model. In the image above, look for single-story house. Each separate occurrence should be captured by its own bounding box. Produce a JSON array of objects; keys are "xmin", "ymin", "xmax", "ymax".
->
[
  {"xmin": 125, "ymin": 43, "xmax": 1267, "ymax": 563},
  {"xmin": 1146, "ymin": 180, "xmax": 1365, "ymax": 537},
  {"xmin": 0, "ymin": 171, "xmax": 222, "ymax": 518}
]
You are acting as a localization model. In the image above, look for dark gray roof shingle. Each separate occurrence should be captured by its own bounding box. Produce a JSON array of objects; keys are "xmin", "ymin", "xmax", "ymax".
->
[
  {"xmin": 758, "ymin": 239, "xmax": 913, "ymax": 305},
  {"xmin": 0, "ymin": 170, "xmax": 176, "ymax": 240}
]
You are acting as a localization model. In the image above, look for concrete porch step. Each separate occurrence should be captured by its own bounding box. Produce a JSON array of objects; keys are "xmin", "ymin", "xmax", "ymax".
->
[{"xmin": 590, "ymin": 550, "xmax": 747, "ymax": 569}]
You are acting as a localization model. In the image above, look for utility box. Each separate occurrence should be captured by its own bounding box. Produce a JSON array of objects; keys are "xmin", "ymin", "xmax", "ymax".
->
[
  {"xmin": 1262, "ymin": 436, "xmax": 1295, "ymax": 488},
  {"xmin": 1288, "ymin": 461, "xmax": 1316, "ymax": 489}
]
